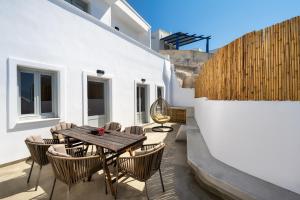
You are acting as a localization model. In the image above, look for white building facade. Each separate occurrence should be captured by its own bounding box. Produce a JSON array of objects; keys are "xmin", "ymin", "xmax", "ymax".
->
[{"xmin": 0, "ymin": 0, "xmax": 171, "ymax": 164}]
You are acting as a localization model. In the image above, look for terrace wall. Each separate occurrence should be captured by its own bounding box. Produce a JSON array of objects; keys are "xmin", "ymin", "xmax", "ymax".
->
[{"xmin": 194, "ymin": 100, "xmax": 300, "ymax": 194}]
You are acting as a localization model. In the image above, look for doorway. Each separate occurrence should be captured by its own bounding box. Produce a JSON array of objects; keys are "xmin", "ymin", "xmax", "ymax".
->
[
  {"xmin": 87, "ymin": 77, "xmax": 108, "ymax": 127},
  {"xmin": 136, "ymin": 84, "xmax": 148, "ymax": 124}
]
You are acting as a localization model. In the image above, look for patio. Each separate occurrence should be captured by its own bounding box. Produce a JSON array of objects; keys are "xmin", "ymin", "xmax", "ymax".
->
[{"xmin": 0, "ymin": 123, "xmax": 220, "ymax": 200}]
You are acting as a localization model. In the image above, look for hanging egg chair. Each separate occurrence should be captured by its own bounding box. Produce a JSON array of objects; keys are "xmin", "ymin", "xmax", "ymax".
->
[{"xmin": 150, "ymin": 97, "xmax": 173, "ymax": 132}]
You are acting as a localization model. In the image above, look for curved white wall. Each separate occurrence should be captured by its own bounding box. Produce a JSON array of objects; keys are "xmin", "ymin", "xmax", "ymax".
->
[
  {"xmin": 194, "ymin": 99, "xmax": 300, "ymax": 194},
  {"xmin": 171, "ymin": 69, "xmax": 195, "ymax": 107}
]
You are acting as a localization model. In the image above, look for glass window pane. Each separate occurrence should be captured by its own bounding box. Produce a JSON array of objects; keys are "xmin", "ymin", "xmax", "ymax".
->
[
  {"xmin": 141, "ymin": 87, "xmax": 145, "ymax": 112},
  {"xmin": 136, "ymin": 86, "xmax": 140, "ymax": 112},
  {"xmin": 20, "ymin": 72, "xmax": 34, "ymax": 114},
  {"xmin": 65, "ymin": 0, "xmax": 88, "ymax": 12},
  {"xmin": 157, "ymin": 87, "xmax": 162, "ymax": 98},
  {"xmin": 88, "ymin": 81, "xmax": 104, "ymax": 116},
  {"xmin": 41, "ymin": 75, "xmax": 52, "ymax": 113}
]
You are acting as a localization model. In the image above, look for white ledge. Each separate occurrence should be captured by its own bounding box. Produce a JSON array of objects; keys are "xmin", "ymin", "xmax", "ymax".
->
[{"xmin": 17, "ymin": 118, "xmax": 60, "ymax": 125}]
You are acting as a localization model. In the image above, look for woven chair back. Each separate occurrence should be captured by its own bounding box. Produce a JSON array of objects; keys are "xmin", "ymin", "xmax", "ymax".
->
[
  {"xmin": 25, "ymin": 139, "xmax": 59, "ymax": 166},
  {"xmin": 105, "ymin": 122, "xmax": 121, "ymax": 131},
  {"xmin": 124, "ymin": 126, "xmax": 144, "ymax": 135},
  {"xmin": 46, "ymin": 152, "xmax": 103, "ymax": 185},
  {"xmin": 119, "ymin": 143, "xmax": 166, "ymax": 181}
]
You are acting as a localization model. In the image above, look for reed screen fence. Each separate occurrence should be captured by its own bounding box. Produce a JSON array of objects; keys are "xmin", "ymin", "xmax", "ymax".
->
[{"xmin": 195, "ymin": 16, "xmax": 300, "ymax": 100}]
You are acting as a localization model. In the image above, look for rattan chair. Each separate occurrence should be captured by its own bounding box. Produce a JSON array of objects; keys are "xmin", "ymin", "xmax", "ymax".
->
[
  {"xmin": 150, "ymin": 98, "xmax": 173, "ymax": 132},
  {"xmin": 46, "ymin": 148, "xmax": 104, "ymax": 200},
  {"xmin": 123, "ymin": 126, "xmax": 144, "ymax": 135},
  {"xmin": 122, "ymin": 126, "xmax": 145, "ymax": 155},
  {"xmin": 25, "ymin": 139, "xmax": 60, "ymax": 191},
  {"xmin": 116, "ymin": 143, "xmax": 166, "ymax": 199},
  {"xmin": 104, "ymin": 122, "xmax": 122, "ymax": 132},
  {"xmin": 50, "ymin": 122, "xmax": 83, "ymax": 147}
]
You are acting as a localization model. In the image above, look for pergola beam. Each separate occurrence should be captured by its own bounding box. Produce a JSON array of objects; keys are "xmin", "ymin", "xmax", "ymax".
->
[{"xmin": 160, "ymin": 32, "xmax": 211, "ymax": 52}]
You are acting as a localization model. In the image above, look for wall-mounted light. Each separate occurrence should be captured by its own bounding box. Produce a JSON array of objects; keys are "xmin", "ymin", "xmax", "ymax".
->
[
  {"xmin": 141, "ymin": 78, "xmax": 146, "ymax": 83},
  {"xmin": 97, "ymin": 69, "xmax": 105, "ymax": 75}
]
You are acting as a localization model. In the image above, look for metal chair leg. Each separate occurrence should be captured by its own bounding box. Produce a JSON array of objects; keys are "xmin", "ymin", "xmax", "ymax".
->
[
  {"xmin": 27, "ymin": 161, "xmax": 34, "ymax": 183},
  {"xmin": 145, "ymin": 181, "xmax": 149, "ymax": 200},
  {"xmin": 49, "ymin": 178, "xmax": 56, "ymax": 200},
  {"xmin": 158, "ymin": 168, "xmax": 165, "ymax": 192},
  {"xmin": 35, "ymin": 165, "xmax": 42, "ymax": 191}
]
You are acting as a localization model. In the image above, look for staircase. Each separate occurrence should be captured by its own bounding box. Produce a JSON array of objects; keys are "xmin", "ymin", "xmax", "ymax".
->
[{"xmin": 160, "ymin": 49, "xmax": 212, "ymax": 88}]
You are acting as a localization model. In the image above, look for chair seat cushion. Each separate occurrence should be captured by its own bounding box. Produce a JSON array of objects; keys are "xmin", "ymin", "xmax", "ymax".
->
[
  {"xmin": 120, "ymin": 151, "xmax": 131, "ymax": 157},
  {"xmin": 48, "ymin": 144, "xmax": 71, "ymax": 157},
  {"xmin": 26, "ymin": 135, "xmax": 45, "ymax": 144},
  {"xmin": 153, "ymin": 115, "xmax": 170, "ymax": 123},
  {"xmin": 50, "ymin": 122, "xmax": 77, "ymax": 143}
]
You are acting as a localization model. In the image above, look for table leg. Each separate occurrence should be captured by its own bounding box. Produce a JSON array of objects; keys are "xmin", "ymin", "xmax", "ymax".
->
[{"xmin": 100, "ymin": 147, "xmax": 116, "ymax": 196}]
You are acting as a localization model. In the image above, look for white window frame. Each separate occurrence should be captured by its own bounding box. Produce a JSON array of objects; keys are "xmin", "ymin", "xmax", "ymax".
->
[
  {"xmin": 8, "ymin": 58, "xmax": 66, "ymax": 129},
  {"xmin": 134, "ymin": 80, "xmax": 150, "ymax": 125},
  {"xmin": 82, "ymin": 70, "xmax": 113, "ymax": 126},
  {"xmin": 18, "ymin": 67, "xmax": 58, "ymax": 120}
]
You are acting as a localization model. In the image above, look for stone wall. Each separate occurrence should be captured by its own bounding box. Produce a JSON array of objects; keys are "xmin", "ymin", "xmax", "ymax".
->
[{"xmin": 160, "ymin": 50, "xmax": 212, "ymax": 88}]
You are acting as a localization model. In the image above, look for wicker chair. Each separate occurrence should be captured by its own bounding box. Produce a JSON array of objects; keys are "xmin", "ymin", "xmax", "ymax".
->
[
  {"xmin": 104, "ymin": 122, "xmax": 122, "ymax": 132},
  {"xmin": 46, "ymin": 148, "xmax": 104, "ymax": 200},
  {"xmin": 116, "ymin": 143, "xmax": 166, "ymax": 199},
  {"xmin": 25, "ymin": 139, "xmax": 60, "ymax": 191},
  {"xmin": 150, "ymin": 98, "xmax": 173, "ymax": 132},
  {"xmin": 122, "ymin": 126, "xmax": 145, "ymax": 155},
  {"xmin": 123, "ymin": 126, "xmax": 144, "ymax": 135},
  {"xmin": 50, "ymin": 122, "xmax": 83, "ymax": 147}
]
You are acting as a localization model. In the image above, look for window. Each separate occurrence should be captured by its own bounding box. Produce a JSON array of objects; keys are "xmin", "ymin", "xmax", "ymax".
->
[
  {"xmin": 157, "ymin": 86, "xmax": 164, "ymax": 99},
  {"xmin": 18, "ymin": 67, "xmax": 57, "ymax": 120},
  {"xmin": 65, "ymin": 0, "xmax": 88, "ymax": 13}
]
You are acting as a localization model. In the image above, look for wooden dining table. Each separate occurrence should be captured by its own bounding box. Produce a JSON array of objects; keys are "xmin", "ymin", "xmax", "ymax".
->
[{"xmin": 53, "ymin": 125, "xmax": 147, "ymax": 196}]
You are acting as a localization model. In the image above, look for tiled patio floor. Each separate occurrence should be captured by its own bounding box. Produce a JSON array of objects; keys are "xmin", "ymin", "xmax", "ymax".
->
[{"xmin": 0, "ymin": 123, "xmax": 221, "ymax": 200}]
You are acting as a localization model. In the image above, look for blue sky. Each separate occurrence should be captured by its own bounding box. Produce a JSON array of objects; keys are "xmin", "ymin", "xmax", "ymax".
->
[{"xmin": 127, "ymin": 0, "xmax": 300, "ymax": 51}]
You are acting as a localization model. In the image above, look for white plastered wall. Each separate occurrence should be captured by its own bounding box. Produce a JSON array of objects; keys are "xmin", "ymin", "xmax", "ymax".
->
[
  {"xmin": 194, "ymin": 99, "xmax": 300, "ymax": 194},
  {"xmin": 0, "ymin": 0, "xmax": 169, "ymax": 164}
]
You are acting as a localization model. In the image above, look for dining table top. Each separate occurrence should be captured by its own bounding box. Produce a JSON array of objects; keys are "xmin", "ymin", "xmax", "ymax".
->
[{"xmin": 53, "ymin": 126, "xmax": 147, "ymax": 153}]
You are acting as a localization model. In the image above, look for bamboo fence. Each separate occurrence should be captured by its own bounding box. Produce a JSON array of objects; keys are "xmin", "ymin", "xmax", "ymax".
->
[{"xmin": 195, "ymin": 16, "xmax": 300, "ymax": 100}]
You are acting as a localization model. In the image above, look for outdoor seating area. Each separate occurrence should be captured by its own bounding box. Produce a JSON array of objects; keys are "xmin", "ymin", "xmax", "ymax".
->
[
  {"xmin": 0, "ymin": 1, "xmax": 299, "ymax": 200},
  {"xmin": 0, "ymin": 123, "xmax": 220, "ymax": 200}
]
